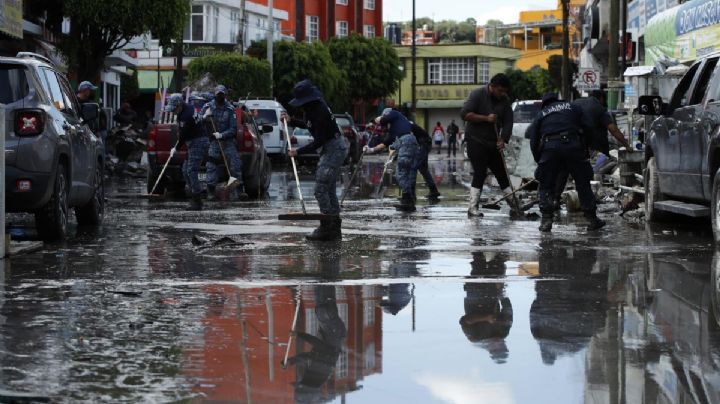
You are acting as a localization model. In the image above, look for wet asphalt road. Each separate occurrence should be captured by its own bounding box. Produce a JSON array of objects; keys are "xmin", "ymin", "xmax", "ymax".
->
[{"xmin": 2, "ymin": 155, "xmax": 720, "ymax": 403}]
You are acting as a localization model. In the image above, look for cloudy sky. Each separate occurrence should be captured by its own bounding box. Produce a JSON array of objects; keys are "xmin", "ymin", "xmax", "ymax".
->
[{"xmin": 383, "ymin": 0, "xmax": 560, "ymax": 25}]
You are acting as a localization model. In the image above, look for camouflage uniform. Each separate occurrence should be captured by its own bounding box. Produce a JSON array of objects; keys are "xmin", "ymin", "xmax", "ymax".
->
[
  {"xmin": 392, "ymin": 134, "xmax": 419, "ymax": 195},
  {"xmin": 183, "ymin": 137, "xmax": 210, "ymax": 195},
  {"xmin": 315, "ymin": 136, "xmax": 348, "ymax": 215},
  {"xmin": 201, "ymin": 100, "xmax": 242, "ymax": 187}
]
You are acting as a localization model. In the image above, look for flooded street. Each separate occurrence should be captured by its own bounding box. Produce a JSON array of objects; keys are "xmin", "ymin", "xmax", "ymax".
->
[{"xmin": 2, "ymin": 155, "xmax": 720, "ymax": 403}]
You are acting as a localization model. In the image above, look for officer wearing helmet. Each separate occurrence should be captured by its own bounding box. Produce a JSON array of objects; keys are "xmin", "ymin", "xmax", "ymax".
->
[
  {"xmin": 201, "ymin": 85, "xmax": 248, "ymax": 200},
  {"xmin": 165, "ymin": 93, "xmax": 209, "ymax": 211},
  {"xmin": 529, "ymin": 93, "xmax": 605, "ymax": 232}
]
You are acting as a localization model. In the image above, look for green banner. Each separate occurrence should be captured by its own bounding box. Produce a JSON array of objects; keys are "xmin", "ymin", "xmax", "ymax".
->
[{"xmin": 0, "ymin": 0, "xmax": 23, "ymax": 39}]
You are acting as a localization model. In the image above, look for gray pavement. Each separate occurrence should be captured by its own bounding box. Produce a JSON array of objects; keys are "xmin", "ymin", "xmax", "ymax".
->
[{"xmin": 1, "ymin": 155, "xmax": 719, "ymax": 403}]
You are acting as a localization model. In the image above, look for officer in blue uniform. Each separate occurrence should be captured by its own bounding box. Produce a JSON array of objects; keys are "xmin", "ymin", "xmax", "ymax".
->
[
  {"xmin": 165, "ymin": 93, "xmax": 209, "ymax": 211},
  {"xmin": 284, "ymin": 80, "xmax": 349, "ymax": 241},
  {"xmin": 529, "ymin": 93, "xmax": 605, "ymax": 232},
  {"xmin": 364, "ymin": 108, "xmax": 419, "ymax": 212},
  {"xmin": 201, "ymin": 85, "xmax": 248, "ymax": 200}
]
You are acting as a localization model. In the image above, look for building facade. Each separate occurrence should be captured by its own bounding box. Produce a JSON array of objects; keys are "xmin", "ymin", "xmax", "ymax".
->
[{"xmin": 392, "ymin": 43, "xmax": 520, "ymax": 129}]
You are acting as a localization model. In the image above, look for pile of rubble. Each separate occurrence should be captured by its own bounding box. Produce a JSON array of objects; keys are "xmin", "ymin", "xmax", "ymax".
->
[{"xmin": 104, "ymin": 125, "xmax": 149, "ymax": 178}]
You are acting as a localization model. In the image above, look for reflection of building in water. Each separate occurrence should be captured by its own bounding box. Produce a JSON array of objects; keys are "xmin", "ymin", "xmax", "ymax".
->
[
  {"xmin": 583, "ymin": 253, "xmax": 720, "ymax": 404},
  {"xmin": 187, "ymin": 284, "xmax": 382, "ymax": 403}
]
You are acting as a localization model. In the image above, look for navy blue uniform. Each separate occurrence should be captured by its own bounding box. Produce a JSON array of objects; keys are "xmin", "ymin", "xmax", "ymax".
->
[
  {"xmin": 201, "ymin": 100, "xmax": 242, "ymax": 189},
  {"xmin": 530, "ymin": 101, "xmax": 596, "ymax": 215},
  {"xmin": 176, "ymin": 104, "xmax": 209, "ymax": 196},
  {"xmin": 289, "ymin": 100, "xmax": 348, "ymax": 215},
  {"xmin": 379, "ymin": 110, "xmax": 418, "ymax": 196}
]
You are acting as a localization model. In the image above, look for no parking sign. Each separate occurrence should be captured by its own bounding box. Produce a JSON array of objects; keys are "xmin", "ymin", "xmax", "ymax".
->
[{"xmin": 576, "ymin": 68, "xmax": 601, "ymax": 91}]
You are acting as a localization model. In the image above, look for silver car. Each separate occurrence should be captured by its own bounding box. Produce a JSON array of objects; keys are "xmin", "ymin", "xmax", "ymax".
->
[{"xmin": 2, "ymin": 52, "xmax": 104, "ymax": 240}]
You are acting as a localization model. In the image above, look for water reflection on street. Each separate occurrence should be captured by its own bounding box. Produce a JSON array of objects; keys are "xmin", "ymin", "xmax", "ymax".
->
[{"xmin": 1, "ymin": 156, "xmax": 720, "ymax": 403}]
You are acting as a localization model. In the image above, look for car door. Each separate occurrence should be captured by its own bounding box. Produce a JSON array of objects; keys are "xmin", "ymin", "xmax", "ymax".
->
[
  {"xmin": 56, "ymin": 73, "xmax": 95, "ymax": 191},
  {"xmin": 680, "ymin": 57, "xmax": 719, "ymax": 201},
  {"xmin": 656, "ymin": 62, "xmax": 701, "ymax": 200}
]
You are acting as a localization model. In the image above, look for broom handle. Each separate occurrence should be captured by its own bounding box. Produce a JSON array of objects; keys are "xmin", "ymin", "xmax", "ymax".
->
[
  {"xmin": 282, "ymin": 293, "xmax": 301, "ymax": 368},
  {"xmin": 210, "ymin": 118, "xmax": 234, "ymax": 178},
  {"xmin": 149, "ymin": 140, "xmax": 178, "ymax": 195},
  {"xmin": 284, "ymin": 118, "xmax": 307, "ymax": 214}
]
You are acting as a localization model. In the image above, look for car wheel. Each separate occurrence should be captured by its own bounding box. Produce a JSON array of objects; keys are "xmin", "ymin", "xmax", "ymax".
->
[
  {"xmin": 147, "ymin": 165, "xmax": 166, "ymax": 195},
  {"xmin": 36, "ymin": 163, "xmax": 69, "ymax": 240},
  {"xmin": 712, "ymin": 168, "xmax": 720, "ymax": 243},
  {"xmin": 645, "ymin": 157, "xmax": 668, "ymax": 222},
  {"xmin": 76, "ymin": 164, "xmax": 105, "ymax": 226},
  {"xmin": 712, "ymin": 250, "xmax": 720, "ymax": 327}
]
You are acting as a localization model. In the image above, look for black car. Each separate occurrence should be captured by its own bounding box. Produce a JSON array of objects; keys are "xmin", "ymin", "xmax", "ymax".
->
[{"xmin": 1, "ymin": 52, "xmax": 104, "ymax": 240}]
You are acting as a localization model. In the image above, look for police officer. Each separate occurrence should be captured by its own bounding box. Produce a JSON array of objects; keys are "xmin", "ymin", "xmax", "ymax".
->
[
  {"xmin": 165, "ymin": 93, "xmax": 209, "ymax": 211},
  {"xmin": 284, "ymin": 80, "xmax": 348, "ymax": 241},
  {"xmin": 201, "ymin": 85, "xmax": 248, "ymax": 200},
  {"xmin": 554, "ymin": 90, "xmax": 632, "ymax": 208},
  {"xmin": 530, "ymin": 93, "xmax": 605, "ymax": 232},
  {"xmin": 364, "ymin": 108, "xmax": 419, "ymax": 212},
  {"xmin": 76, "ymin": 81, "xmax": 98, "ymax": 104}
]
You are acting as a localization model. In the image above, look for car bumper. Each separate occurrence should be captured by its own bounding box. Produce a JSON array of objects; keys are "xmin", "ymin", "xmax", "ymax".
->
[{"xmin": 5, "ymin": 165, "xmax": 54, "ymax": 212}]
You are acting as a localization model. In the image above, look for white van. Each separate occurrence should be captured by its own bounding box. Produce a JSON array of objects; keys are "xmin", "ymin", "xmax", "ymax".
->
[{"xmin": 242, "ymin": 99, "xmax": 287, "ymax": 157}]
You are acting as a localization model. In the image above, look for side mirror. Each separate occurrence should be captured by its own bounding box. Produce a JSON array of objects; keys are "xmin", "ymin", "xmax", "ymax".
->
[
  {"xmin": 81, "ymin": 102, "xmax": 99, "ymax": 122},
  {"xmin": 638, "ymin": 95, "xmax": 669, "ymax": 116},
  {"xmin": 262, "ymin": 124, "xmax": 274, "ymax": 134}
]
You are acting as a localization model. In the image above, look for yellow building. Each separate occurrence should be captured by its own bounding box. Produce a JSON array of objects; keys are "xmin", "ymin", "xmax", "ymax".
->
[
  {"xmin": 508, "ymin": 0, "xmax": 584, "ymax": 70},
  {"xmin": 392, "ymin": 43, "xmax": 520, "ymax": 129}
]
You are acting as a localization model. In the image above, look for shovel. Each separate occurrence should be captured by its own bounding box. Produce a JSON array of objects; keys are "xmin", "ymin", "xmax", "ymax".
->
[
  {"xmin": 145, "ymin": 140, "xmax": 179, "ymax": 199},
  {"xmin": 208, "ymin": 115, "xmax": 240, "ymax": 192},
  {"xmin": 493, "ymin": 122, "xmax": 522, "ymax": 215},
  {"xmin": 482, "ymin": 179, "xmax": 538, "ymax": 210},
  {"xmin": 373, "ymin": 150, "xmax": 396, "ymax": 200}
]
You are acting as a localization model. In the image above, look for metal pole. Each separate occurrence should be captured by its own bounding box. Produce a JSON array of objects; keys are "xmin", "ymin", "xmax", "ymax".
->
[
  {"xmin": 561, "ymin": 0, "xmax": 570, "ymax": 100},
  {"xmin": 609, "ymin": 0, "xmax": 620, "ymax": 109},
  {"xmin": 268, "ymin": 0, "xmax": 274, "ymax": 95},
  {"xmin": 411, "ymin": 0, "xmax": 417, "ymax": 117},
  {"xmin": 240, "ymin": 0, "xmax": 247, "ymax": 54},
  {"xmin": 175, "ymin": 35, "xmax": 184, "ymax": 93},
  {"xmin": 622, "ymin": 0, "xmax": 628, "ymax": 100},
  {"xmin": 0, "ymin": 105, "xmax": 4, "ymax": 259}
]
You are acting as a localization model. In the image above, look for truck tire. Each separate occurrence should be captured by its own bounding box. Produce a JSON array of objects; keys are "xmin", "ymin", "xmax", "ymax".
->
[
  {"xmin": 245, "ymin": 154, "xmax": 271, "ymax": 199},
  {"xmin": 711, "ymin": 168, "xmax": 720, "ymax": 242},
  {"xmin": 644, "ymin": 157, "xmax": 668, "ymax": 222},
  {"xmin": 76, "ymin": 164, "xmax": 105, "ymax": 226},
  {"xmin": 36, "ymin": 163, "xmax": 69, "ymax": 240}
]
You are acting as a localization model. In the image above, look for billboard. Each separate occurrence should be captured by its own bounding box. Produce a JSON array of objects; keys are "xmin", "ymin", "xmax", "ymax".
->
[{"xmin": 0, "ymin": 0, "xmax": 22, "ymax": 39}]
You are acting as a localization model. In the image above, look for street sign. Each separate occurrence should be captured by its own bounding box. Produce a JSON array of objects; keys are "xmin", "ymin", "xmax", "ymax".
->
[{"xmin": 576, "ymin": 68, "xmax": 601, "ymax": 91}]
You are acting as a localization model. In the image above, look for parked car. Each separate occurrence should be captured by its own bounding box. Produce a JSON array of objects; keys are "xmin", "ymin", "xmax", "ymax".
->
[
  {"xmin": 639, "ymin": 52, "xmax": 720, "ymax": 240},
  {"xmin": 290, "ymin": 127, "xmax": 320, "ymax": 161},
  {"xmin": 147, "ymin": 106, "xmax": 272, "ymax": 199},
  {"xmin": 242, "ymin": 99, "xmax": 287, "ymax": 158},
  {"xmin": 334, "ymin": 113, "xmax": 361, "ymax": 164},
  {"xmin": 1, "ymin": 52, "xmax": 105, "ymax": 240}
]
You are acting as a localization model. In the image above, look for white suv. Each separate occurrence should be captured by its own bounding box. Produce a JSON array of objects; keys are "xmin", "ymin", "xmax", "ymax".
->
[{"xmin": 241, "ymin": 99, "xmax": 287, "ymax": 157}]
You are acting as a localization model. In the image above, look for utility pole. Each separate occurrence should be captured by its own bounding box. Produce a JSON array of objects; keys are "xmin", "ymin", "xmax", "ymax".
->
[
  {"xmin": 240, "ymin": 0, "xmax": 247, "ymax": 54},
  {"xmin": 411, "ymin": 0, "xmax": 417, "ymax": 117},
  {"xmin": 268, "ymin": 0, "xmax": 274, "ymax": 94},
  {"xmin": 622, "ymin": 0, "xmax": 628, "ymax": 81},
  {"xmin": 561, "ymin": 0, "xmax": 570, "ymax": 100},
  {"xmin": 609, "ymin": 0, "xmax": 620, "ymax": 109}
]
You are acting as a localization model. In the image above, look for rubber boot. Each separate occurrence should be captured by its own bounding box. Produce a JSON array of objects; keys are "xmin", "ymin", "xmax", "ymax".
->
[
  {"xmin": 503, "ymin": 186, "xmax": 522, "ymax": 217},
  {"xmin": 468, "ymin": 187, "xmax": 483, "ymax": 217},
  {"xmin": 306, "ymin": 217, "xmax": 342, "ymax": 241},
  {"xmin": 585, "ymin": 211, "xmax": 606, "ymax": 231},
  {"xmin": 539, "ymin": 213, "xmax": 553, "ymax": 232},
  {"xmin": 396, "ymin": 192, "xmax": 416, "ymax": 212},
  {"xmin": 427, "ymin": 183, "xmax": 441, "ymax": 200},
  {"xmin": 236, "ymin": 185, "xmax": 250, "ymax": 202},
  {"xmin": 187, "ymin": 194, "xmax": 203, "ymax": 211}
]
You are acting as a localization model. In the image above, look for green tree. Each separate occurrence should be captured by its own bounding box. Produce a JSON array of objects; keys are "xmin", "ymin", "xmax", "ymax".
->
[
  {"xmin": 547, "ymin": 55, "xmax": 578, "ymax": 92},
  {"xmin": 187, "ymin": 53, "xmax": 272, "ymax": 99},
  {"xmin": 37, "ymin": 0, "xmax": 190, "ymax": 82},
  {"xmin": 327, "ymin": 34, "xmax": 403, "ymax": 108},
  {"xmin": 505, "ymin": 68, "xmax": 553, "ymax": 101},
  {"xmin": 272, "ymin": 40, "xmax": 346, "ymax": 111}
]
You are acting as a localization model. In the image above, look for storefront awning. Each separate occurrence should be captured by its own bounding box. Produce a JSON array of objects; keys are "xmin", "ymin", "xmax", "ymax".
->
[
  {"xmin": 416, "ymin": 100, "xmax": 465, "ymax": 109},
  {"xmin": 624, "ymin": 66, "xmax": 656, "ymax": 77},
  {"xmin": 138, "ymin": 70, "xmax": 175, "ymax": 93}
]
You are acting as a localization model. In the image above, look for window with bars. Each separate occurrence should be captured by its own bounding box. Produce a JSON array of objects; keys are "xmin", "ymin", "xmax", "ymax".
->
[
  {"xmin": 479, "ymin": 58, "xmax": 490, "ymax": 84},
  {"xmin": 426, "ymin": 58, "xmax": 476, "ymax": 84},
  {"xmin": 230, "ymin": 11, "xmax": 239, "ymax": 43},
  {"xmin": 306, "ymin": 15, "xmax": 319, "ymax": 43},
  {"xmin": 363, "ymin": 301, "xmax": 375, "ymax": 326},
  {"xmin": 364, "ymin": 0, "xmax": 375, "ymax": 10},
  {"xmin": 364, "ymin": 24, "xmax": 375, "ymax": 38},
  {"xmin": 337, "ymin": 21, "xmax": 348, "ymax": 37},
  {"xmin": 335, "ymin": 348, "xmax": 349, "ymax": 378}
]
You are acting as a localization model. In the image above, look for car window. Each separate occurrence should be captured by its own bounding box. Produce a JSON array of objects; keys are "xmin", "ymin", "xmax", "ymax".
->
[
  {"xmin": 670, "ymin": 63, "xmax": 700, "ymax": 109},
  {"xmin": 38, "ymin": 67, "xmax": 67, "ymax": 111},
  {"xmin": 690, "ymin": 57, "xmax": 718, "ymax": 105},
  {"xmin": 513, "ymin": 102, "xmax": 541, "ymax": 123},
  {"xmin": 251, "ymin": 109, "xmax": 278, "ymax": 125},
  {"xmin": 55, "ymin": 73, "xmax": 80, "ymax": 117},
  {"xmin": 0, "ymin": 64, "xmax": 29, "ymax": 104}
]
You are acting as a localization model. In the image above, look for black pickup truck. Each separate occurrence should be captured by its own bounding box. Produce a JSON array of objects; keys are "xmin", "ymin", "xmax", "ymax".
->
[{"xmin": 640, "ymin": 53, "xmax": 720, "ymax": 240}]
